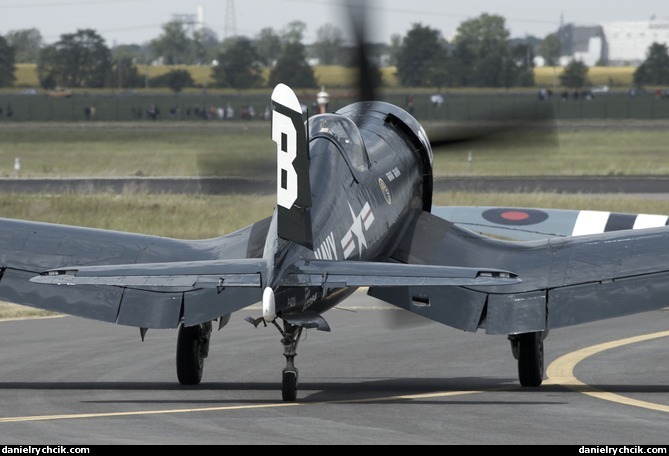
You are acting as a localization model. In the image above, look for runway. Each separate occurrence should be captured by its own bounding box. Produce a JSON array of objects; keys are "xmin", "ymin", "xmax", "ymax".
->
[{"xmin": 0, "ymin": 292, "xmax": 667, "ymax": 444}]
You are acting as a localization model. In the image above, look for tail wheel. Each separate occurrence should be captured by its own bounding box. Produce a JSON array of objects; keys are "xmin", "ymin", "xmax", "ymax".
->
[
  {"xmin": 518, "ymin": 331, "xmax": 544, "ymax": 387},
  {"xmin": 176, "ymin": 323, "xmax": 209, "ymax": 385}
]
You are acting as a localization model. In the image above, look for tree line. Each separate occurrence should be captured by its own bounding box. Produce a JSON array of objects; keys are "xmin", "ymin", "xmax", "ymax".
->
[{"xmin": 0, "ymin": 14, "xmax": 668, "ymax": 91}]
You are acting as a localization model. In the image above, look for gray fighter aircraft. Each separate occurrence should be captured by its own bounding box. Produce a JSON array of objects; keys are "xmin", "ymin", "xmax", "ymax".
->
[{"xmin": 0, "ymin": 82, "xmax": 667, "ymax": 402}]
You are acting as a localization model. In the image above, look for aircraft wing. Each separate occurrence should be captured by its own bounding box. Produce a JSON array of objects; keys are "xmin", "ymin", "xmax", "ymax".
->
[
  {"xmin": 369, "ymin": 210, "xmax": 669, "ymax": 335},
  {"xmin": 0, "ymin": 217, "xmax": 271, "ymax": 328},
  {"xmin": 433, "ymin": 206, "xmax": 669, "ymax": 241}
]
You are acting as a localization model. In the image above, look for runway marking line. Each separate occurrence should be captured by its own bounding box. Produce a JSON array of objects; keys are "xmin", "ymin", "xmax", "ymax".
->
[
  {"xmin": 1, "ymin": 321, "xmax": 668, "ymax": 423},
  {"xmin": 0, "ymin": 390, "xmax": 483, "ymax": 424},
  {"xmin": 546, "ymin": 329, "xmax": 669, "ymax": 414}
]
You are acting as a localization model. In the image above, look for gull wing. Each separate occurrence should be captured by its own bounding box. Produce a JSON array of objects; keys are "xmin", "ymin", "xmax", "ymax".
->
[
  {"xmin": 0, "ymin": 217, "xmax": 270, "ymax": 328},
  {"xmin": 369, "ymin": 210, "xmax": 669, "ymax": 334},
  {"xmin": 433, "ymin": 206, "xmax": 669, "ymax": 241}
]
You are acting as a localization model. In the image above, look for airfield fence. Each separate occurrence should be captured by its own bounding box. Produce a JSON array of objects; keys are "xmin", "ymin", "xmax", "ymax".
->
[{"xmin": 0, "ymin": 91, "xmax": 668, "ymax": 122}]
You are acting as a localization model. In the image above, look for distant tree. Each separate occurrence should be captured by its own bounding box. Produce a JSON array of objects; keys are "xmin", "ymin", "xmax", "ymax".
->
[
  {"xmin": 559, "ymin": 59, "xmax": 589, "ymax": 88},
  {"xmin": 5, "ymin": 28, "xmax": 42, "ymax": 63},
  {"xmin": 149, "ymin": 69, "xmax": 194, "ymax": 92},
  {"xmin": 37, "ymin": 29, "xmax": 112, "ymax": 88},
  {"xmin": 512, "ymin": 43, "xmax": 536, "ymax": 87},
  {"xmin": 452, "ymin": 14, "xmax": 513, "ymax": 87},
  {"xmin": 269, "ymin": 41, "xmax": 316, "ymax": 88},
  {"xmin": 0, "ymin": 35, "xmax": 16, "ymax": 87},
  {"xmin": 192, "ymin": 27, "xmax": 219, "ymax": 65},
  {"xmin": 427, "ymin": 44, "xmax": 452, "ymax": 88},
  {"xmin": 108, "ymin": 56, "xmax": 144, "ymax": 89},
  {"xmin": 539, "ymin": 33, "xmax": 562, "ymax": 67},
  {"xmin": 150, "ymin": 21, "xmax": 192, "ymax": 65},
  {"xmin": 255, "ymin": 27, "xmax": 282, "ymax": 67},
  {"xmin": 282, "ymin": 21, "xmax": 307, "ymax": 45},
  {"xmin": 313, "ymin": 24, "xmax": 344, "ymax": 65},
  {"xmin": 396, "ymin": 23, "xmax": 445, "ymax": 87},
  {"xmin": 211, "ymin": 37, "xmax": 263, "ymax": 89},
  {"xmin": 113, "ymin": 44, "xmax": 148, "ymax": 63},
  {"xmin": 387, "ymin": 34, "xmax": 402, "ymax": 67},
  {"xmin": 634, "ymin": 42, "xmax": 669, "ymax": 85}
]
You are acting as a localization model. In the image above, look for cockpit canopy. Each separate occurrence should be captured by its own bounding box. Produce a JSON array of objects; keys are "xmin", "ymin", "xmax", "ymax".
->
[{"xmin": 307, "ymin": 114, "xmax": 370, "ymax": 172}]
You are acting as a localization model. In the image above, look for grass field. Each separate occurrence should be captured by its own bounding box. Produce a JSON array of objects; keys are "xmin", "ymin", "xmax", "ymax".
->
[
  {"xmin": 533, "ymin": 66, "xmax": 636, "ymax": 88},
  {"xmin": 12, "ymin": 64, "xmax": 636, "ymax": 91},
  {"xmin": 0, "ymin": 191, "xmax": 665, "ymax": 239},
  {"xmin": 0, "ymin": 121, "xmax": 667, "ymax": 178}
]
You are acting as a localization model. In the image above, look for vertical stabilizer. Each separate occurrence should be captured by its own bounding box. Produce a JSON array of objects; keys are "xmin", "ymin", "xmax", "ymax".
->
[{"xmin": 271, "ymin": 84, "xmax": 313, "ymax": 249}]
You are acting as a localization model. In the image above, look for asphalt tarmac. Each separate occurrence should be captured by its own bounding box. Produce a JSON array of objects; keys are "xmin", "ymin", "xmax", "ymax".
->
[{"xmin": 0, "ymin": 292, "xmax": 667, "ymax": 445}]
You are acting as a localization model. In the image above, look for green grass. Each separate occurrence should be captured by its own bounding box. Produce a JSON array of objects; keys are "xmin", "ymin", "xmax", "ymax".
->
[
  {"xmin": 1, "ymin": 121, "xmax": 667, "ymax": 178},
  {"xmin": 430, "ymin": 121, "xmax": 669, "ymax": 176},
  {"xmin": 13, "ymin": 64, "xmax": 634, "ymax": 90},
  {"xmin": 0, "ymin": 123, "xmax": 275, "ymax": 178},
  {"xmin": 0, "ymin": 193, "xmax": 275, "ymax": 238}
]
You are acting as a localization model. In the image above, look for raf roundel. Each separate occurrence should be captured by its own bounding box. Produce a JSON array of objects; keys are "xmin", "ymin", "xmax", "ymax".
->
[{"xmin": 482, "ymin": 208, "xmax": 549, "ymax": 226}]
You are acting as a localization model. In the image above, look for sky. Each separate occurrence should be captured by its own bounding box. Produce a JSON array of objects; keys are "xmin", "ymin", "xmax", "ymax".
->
[{"xmin": 0, "ymin": 0, "xmax": 667, "ymax": 45}]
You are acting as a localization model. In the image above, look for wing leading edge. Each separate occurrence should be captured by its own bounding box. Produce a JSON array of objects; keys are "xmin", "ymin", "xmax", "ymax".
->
[{"xmin": 369, "ymin": 210, "xmax": 669, "ymax": 334}]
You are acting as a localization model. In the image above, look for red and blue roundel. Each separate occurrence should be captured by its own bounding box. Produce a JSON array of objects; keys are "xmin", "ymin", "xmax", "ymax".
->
[{"xmin": 482, "ymin": 208, "xmax": 549, "ymax": 226}]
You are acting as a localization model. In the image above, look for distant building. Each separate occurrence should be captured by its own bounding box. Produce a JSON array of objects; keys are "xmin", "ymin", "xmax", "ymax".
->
[
  {"xmin": 550, "ymin": 19, "xmax": 669, "ymax": 66},
  {"xmin": 602, "ymin": 20, "xmax": 669, "ymax": 65},
  {"xmin": 556, "ymin": 24, "xmax": 607, "ymax": 66}
]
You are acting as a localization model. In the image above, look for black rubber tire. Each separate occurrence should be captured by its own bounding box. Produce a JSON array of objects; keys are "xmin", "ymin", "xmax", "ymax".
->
[
  {"xmin": 518, "ymin": 331, "xmax": 544, "ymax": 387},
  {"xmin": 176, "ymin": 324, "xmax": 204, "ymax": 386},
  {"xmin": 282, "ymin": 370, "xmax": 298, "ymax": 402}
]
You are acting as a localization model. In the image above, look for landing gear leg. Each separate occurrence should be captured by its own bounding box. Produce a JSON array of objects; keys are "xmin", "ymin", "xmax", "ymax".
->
[
  {"xmin": 511, "ymin": 331, "xmax": 545, "ymax": 387},
  {"xmin": 276, "ymin": 321, "xmax": 303, "ymax": 402},
  {"xmin": 176, "ymin": 321, "xmax": 212, "ymax": 385}
]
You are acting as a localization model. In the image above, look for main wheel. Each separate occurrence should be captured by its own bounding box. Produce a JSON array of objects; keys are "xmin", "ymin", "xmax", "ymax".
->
[
  {"xmin": 282, "ymin": 369, "xmax": 298, "ymax": 402},
  {"xmin": 518, "ymin": 331, "xmax": 544, "ymax": 387},
  {"xmin": 176, "ymin": 324, "xmax": 206, "ymax": 385}
]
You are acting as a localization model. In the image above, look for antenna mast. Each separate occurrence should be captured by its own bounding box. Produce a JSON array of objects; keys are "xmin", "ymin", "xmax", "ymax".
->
[{"xmin": 224, "ymin": 0, "xmax": 237, "ymax": 39}]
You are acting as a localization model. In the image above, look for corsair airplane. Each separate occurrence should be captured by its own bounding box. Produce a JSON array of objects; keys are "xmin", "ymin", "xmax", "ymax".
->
[{"xmin": 0, "ymin": 83, "xmax": 665, "ymax": 401}]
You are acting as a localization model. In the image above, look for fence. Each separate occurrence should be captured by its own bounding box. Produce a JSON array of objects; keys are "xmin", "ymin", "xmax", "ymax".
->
[{"xmin": 0, "ymin": 90, "xmax": 668, "ymax": 122}]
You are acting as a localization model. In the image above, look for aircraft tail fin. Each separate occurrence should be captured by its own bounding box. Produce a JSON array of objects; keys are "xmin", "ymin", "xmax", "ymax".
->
[{"xmin": 271, "ymin": 84, "xmax": 313, "ymax": 249}]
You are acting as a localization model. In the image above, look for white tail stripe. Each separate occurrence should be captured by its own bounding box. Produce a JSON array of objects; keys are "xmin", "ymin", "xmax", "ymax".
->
[
  {"xmin": 633, "ymin": 214, "xmax": 669, "ymax": 230},
  {"xmin": 572, "ymin": 210, "xmax": 610, "ymax": 236}
]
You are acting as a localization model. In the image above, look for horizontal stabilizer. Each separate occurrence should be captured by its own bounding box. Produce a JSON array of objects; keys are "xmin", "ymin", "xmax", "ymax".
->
[
  {"xmin": 31, "ymin": 259, "xmax": 267, "ymax": 290},
  {"xmin": 279, "ymin": 260, "xmax": 520, "ymax": 288}
]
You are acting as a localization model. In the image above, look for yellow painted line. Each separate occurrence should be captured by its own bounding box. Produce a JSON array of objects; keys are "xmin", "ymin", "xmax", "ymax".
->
[
  {"xmin": 0, "ymin": 389, "xmax": 482, "ymax": 424},
  {"xmin": 0, "ymin": 314, "xmax": 65, "ymax": 323},
  {"xmin": 546, "ymin": 330, "xmax": 669, "ymax": 414}
]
